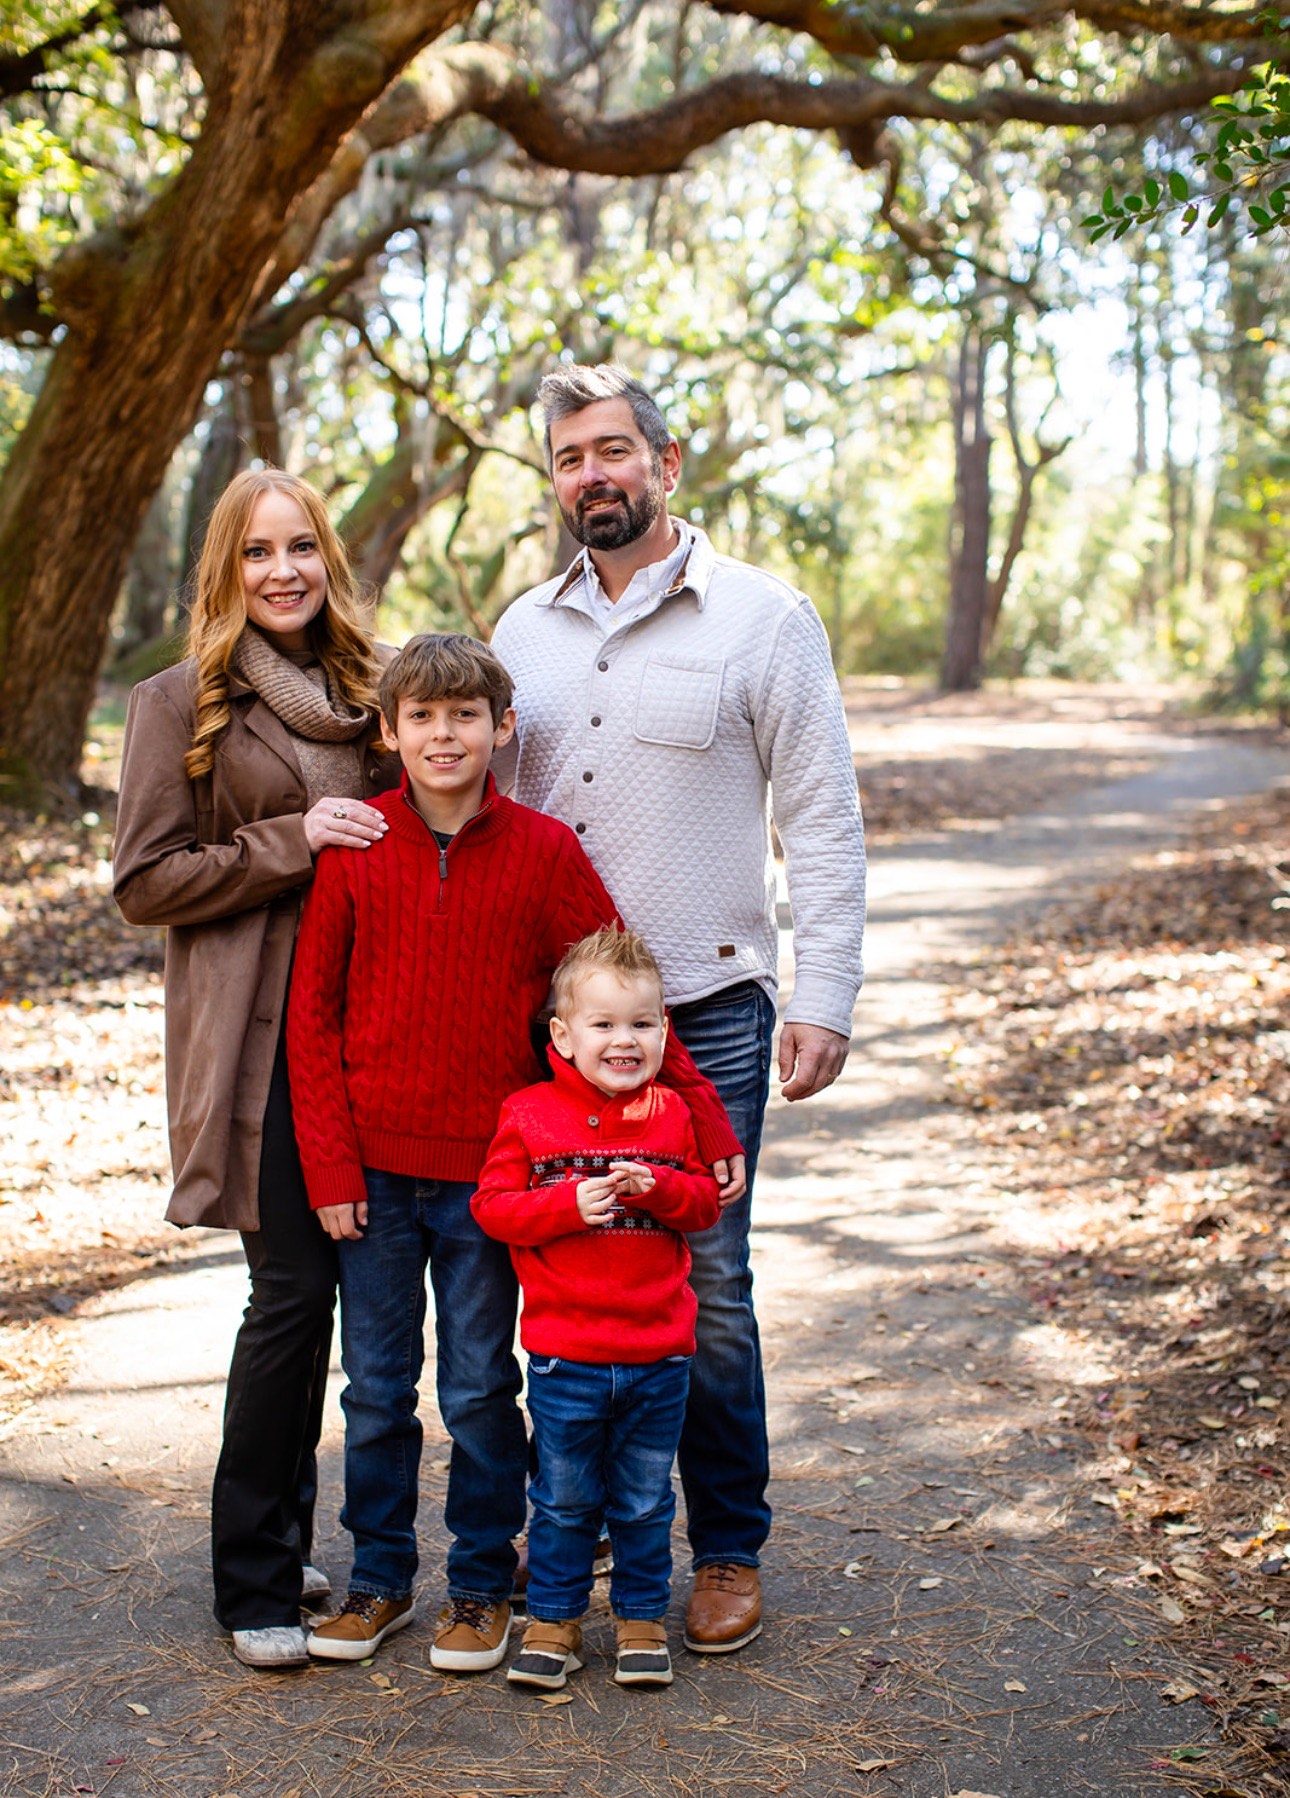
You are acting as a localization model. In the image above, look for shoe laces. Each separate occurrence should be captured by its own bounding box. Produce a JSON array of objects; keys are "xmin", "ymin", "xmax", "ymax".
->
[
  {"xmin": 703, "ymin": 1562, "xmax": 744, "ymax": 1589},
  {"xmin": 444, "ymin": 1595, "xmax": 495, "ymax": 1633},
  {"xmin": 340, "ymin": 1591, "xmax": 388, "ymax": 1621}
]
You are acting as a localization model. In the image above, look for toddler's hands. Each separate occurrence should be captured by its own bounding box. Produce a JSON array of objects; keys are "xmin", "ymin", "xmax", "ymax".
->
[
  {"xmin": 303, "ymin": 798, "xmax": 388, "ymax": 855},
  {"xmin": 608, "ymin": 1160, "xmax": 656, "ymax": 1198},
  {"xmin": 576, "ymin": 1176, "xmax": 619, "ymax": 1226},
  {"xmin": 317, "ymin": 1200, "xmax": 368, "ymax": 1240}
]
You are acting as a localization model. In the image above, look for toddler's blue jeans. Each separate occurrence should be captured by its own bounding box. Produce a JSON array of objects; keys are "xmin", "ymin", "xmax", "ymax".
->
[{"xmin": 524, "ymin": 1353, "xmax": 691, "ymax": 1621}]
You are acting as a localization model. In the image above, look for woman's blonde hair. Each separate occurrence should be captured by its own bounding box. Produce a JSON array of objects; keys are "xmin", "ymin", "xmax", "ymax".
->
[{"xmin": 183, "ymin": 468, "xmax": 381, "ymax": 781}]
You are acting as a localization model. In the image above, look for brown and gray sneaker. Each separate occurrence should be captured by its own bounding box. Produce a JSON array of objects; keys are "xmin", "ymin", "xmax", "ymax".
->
[
  {"xmin": 613, "ymin": 1617, "xmax": 673, "ymax": 1687},
  {"xmin": 307, "ymin": 1590, "xmax": 414, "ymax": 1661},
  {"xmin": 430, "ymin": 1595, "xmax": 512, "ymax": 1671},
  {"xmin": 683, "ymin": 1563, "xmax": 762, "ymax": 1653},
  {"xmin": 507, "ymin": 1617, "xmax": 584, "ymax": 1690}
]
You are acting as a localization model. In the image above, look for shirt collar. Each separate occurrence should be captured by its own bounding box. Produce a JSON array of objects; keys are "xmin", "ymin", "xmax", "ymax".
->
[
  {"xmin": 545, "ymin": 1043, "xmax": 656, "ymax": 1125},
  {"xmin": 539, "ymin": 519, "xmax": 716, "ymax": 612}
]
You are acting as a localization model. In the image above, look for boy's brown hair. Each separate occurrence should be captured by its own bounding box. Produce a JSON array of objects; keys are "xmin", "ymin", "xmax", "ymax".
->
[
  {"xmin": 552, "ymin": 925, "xmax": 665, "ymax": 1016},
  {"xmin": 379, "ymin": 632, "xmax": 514, "ymax": 728}
]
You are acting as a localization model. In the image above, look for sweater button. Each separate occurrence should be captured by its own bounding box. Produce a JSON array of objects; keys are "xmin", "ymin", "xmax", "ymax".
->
[
  {"xmin": 590, "ymin": 715, "xmax": 601, "ymax": 727},
  {"xmin": 587, "ymin": 1114, "xmax": 599, "ymax": 1127},
  {"xmin": 575, "ymin": 822, "xmax": 586, "ymax": 835},
  {"xmin": 597, "ymin": 660, "xmax": 609, "ymax": 672},
  {"xmin": 582, "ymin": 770, "xmax": 593, "ymax": 783}
]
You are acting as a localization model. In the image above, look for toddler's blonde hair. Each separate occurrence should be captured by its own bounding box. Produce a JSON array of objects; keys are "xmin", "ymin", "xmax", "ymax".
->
[{"xmin": 552, "ymin": 925, "xmax": 665, "ymax": 1017}]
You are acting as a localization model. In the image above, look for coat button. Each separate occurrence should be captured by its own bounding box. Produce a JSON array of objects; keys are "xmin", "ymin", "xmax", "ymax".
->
[
  {"xmin": 575, "ymin": 822, "xmax": 586, "ymax": 835},
  {"xmin": 590, "ymin": 716, "xmax": 601, "ymax": 727},
  {"xmin": 597, "ymin": 660, "xmax": 609, "ymax": 672},
  {"xmin": 582, "ymin": 771, "xmax": 593, "ymax": 783},
  {"xmin": 587, "ymin": 1115, "xmax": 599, "ymax": 1127}
]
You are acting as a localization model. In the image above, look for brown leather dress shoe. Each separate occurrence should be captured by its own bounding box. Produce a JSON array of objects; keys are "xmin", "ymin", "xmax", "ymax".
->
[{"xmin": 683, "ymin": 1563, "xmax": 763, "ymax": 1653}]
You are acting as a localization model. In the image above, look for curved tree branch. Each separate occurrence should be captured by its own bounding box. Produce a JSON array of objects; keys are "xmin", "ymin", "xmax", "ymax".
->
[{"xmin": 706, "ymin": 0, "xmax": 1276, "ymax": 60}]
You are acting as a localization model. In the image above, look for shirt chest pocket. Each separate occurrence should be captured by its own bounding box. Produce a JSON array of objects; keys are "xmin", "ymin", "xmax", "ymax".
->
[{"xmin": 633, "ymin": 654, "xmax": 725, "ymax": 751}]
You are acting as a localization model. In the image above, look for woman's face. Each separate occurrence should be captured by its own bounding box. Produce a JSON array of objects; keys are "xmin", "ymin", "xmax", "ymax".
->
[{"xmin": 240, "ymin": 489, "xmax": 328, "ymax": 651}]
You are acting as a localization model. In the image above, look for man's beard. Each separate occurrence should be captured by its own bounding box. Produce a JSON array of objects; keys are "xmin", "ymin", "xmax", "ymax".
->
[{"xmin": 562, "ymin": 467, "xmax": 665, "ymax": 550}]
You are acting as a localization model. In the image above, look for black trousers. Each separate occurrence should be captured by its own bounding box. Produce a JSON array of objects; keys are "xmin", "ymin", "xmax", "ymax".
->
[{"xmin": 210, "ymin": 1031, "xmax": 338, "ymax": 1630}]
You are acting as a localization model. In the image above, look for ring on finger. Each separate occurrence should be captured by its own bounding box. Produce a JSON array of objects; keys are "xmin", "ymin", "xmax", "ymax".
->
[{"xmin": 333, "ymin": 807, "xmax": 347, "ymax": 819}]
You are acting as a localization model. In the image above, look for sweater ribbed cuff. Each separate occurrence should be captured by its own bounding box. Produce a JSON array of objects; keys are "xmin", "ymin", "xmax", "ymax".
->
[
  {"xmin": 692, "ymin": 1113, "xmax": 743, "ymax": 1166},
  {"xmin": 304, "ymin": 1162, "xmax": 369, "ymax": 1211},
  {"xmin": 782, "ymin": 969, "xmax": 861, "ymax": 1042}
]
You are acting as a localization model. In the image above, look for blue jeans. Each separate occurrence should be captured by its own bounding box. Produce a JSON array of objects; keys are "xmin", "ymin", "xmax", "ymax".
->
[
  {"xmin": 670, "ymin": 980, "xmax": 776, "ymax": 1568},
  {"xmin": 336, "ymin": 1171, "xmax": 526, "ymax": 1601},
  {"xmin": 525, "ymin": 1354, "xmax": 691, "ymax": 1621}
]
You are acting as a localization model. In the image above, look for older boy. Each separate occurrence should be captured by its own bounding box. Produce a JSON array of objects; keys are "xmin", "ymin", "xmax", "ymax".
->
[{"xmin": 286, "ymin": 635, "xmax": 739, "ymax": 1672}]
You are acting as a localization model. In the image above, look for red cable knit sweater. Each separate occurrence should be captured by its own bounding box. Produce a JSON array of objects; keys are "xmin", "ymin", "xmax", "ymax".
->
[
  {"xmin": 472, "ymin": 1049, "xmax": 721, "ymax": 1362},
  {"xmin": 287, "ymin": 774, "xmax": 741, "ymax": 1210}
]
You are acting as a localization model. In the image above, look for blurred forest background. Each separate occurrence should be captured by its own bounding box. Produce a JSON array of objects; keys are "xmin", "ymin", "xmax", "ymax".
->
[{"xmin": 1, "ymin": 0, "xmax": 1286, "ymax": 801}]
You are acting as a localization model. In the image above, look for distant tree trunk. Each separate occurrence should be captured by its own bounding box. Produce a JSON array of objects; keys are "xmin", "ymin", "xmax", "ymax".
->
[
  {"xmin": 116, "ymin": 482, "xmax": 178, "ymax": 663},
  {"xmin": 182, "ymin": 384, "xmax": 247, "ymax": 596},
  {"xmin": 941, "ymin": 320, "xmax": 992, "ymax": 692},
  {"xmin": 1130, "ymin": 258, "xmax": 1150, "ymax": 481},
  {"xmin": 341, "ymin": 413, "xmax": 478, "ymax": 597}
]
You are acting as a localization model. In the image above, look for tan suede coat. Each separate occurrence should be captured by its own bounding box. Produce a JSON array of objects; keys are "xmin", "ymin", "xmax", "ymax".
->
[{"xmin": 113, "ymin": 659, "xmax": 392, "ymax": 1232}]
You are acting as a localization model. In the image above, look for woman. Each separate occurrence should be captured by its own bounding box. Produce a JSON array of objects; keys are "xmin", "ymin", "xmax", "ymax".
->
[{"xmin": 114, "ymin": 469, "xmax": 394, "ymax": 1669}]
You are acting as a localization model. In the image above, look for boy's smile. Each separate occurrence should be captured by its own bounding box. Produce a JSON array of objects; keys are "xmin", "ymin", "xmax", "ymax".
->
[
  {"xmin": 381, "ymin": 693, "xmax": 515, "ymax": 834},
  {"xmin": 550, "ymin": 968, "xmax": 668, "ymax": 1098}
]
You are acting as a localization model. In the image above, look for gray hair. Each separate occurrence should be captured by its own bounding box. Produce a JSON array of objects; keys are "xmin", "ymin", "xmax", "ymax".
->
[{"xmin": 538, "ymin": 364, "xmax": 672, "ymax": 465}]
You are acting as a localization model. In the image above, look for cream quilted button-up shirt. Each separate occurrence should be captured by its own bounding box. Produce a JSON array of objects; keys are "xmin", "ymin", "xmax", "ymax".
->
[{"xmin": 491, "ymin": 523, "xmax": 866, "ymax": 1038}]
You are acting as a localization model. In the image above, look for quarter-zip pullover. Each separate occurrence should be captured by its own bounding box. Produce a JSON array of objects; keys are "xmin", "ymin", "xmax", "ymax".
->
[{"xmin": 286, "ymin": 772, "xmax": 741, "ymax": 1210}]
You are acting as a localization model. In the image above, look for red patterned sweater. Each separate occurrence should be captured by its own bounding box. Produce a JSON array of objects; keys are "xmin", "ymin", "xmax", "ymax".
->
[
  {"xmin": 286, "ymin": 774, "xmax": 741, "ymax": 1210},
  {"xmin": 472, "ymin": 1050, "xmax": 721, "ymax": 1361}
]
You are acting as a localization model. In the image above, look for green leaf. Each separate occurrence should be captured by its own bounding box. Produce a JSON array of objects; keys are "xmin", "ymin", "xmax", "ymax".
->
[
  {"xmin": 1214, "ymin": 161, "xmax": 1235, "ymax": 183},
  {"xmin": 1102, "ymin": 183, "xmax": 1116, "ymax": 211},
  {"xmin": 1168, "ymin": 171, "xmax": 1190, "ymax": 201},
  {"xmin": 1112, "ymin": 217, "xmax": 1135, "ymax": 239},
  {"xmin": 1170, "ymin": 1747, "xmax": 1207, "ymax": 1763},
  {"xmin": 1081, "ymin": 213, "xmax": 1105, "ymax": 228},
  {"xmin": 1144, "ymin": 177, "xmax": 1162, "ymax": 207},
  {"xmin": 1249, "ymin": 204, "xmax": 1273, "ymax": 226},
  {"xmin": 1209, "ymin": 193, "xmax": 1232, "ymax": 224},
  {"xmin": 1271, "ymin": 185, "xmax": 1288, "ymax": 213},
  {"xmin": 1123, "ymin": 194, "xmax": 1143, "ymax": 212},
  {"xmin": 1181, "ymin": 203, "xmax": 1199, "ymax": 227}
]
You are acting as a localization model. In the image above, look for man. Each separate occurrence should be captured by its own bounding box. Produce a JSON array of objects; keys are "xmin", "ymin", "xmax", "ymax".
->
[{"xmin": 492, "ymin": 364, "xmax": 866, "ymax": 1653}]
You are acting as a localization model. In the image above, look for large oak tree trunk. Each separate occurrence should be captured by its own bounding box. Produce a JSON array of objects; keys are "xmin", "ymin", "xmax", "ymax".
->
[
  {"xmin": 0, "ymin": 0, "xmax": 470, "ymax": 801},
  {"xmin": 941, "ymin": 320, "xmax": 992, "ymax": 692}
]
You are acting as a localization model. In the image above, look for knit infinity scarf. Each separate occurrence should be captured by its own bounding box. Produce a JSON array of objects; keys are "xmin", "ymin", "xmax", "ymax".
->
[{"xmin": 233, "ymin": 627, "xmax": 371, "ymax": 811}]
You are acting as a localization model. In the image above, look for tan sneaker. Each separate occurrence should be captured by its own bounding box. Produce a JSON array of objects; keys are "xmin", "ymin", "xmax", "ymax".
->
[
  {"xmin": 507, "ymin": 1617, "xmax": 584, "ymax": 1690},
  {"xmin": 307, "ymin": 1591, "xmax": 414, "ymax": 1661},
  {"xmin": 683, "ymin": 1563, "xmax": 762, "ymax": 1653},
  {"xmin": 430, "ymin": 1596, "xmax": 512, "ymax": 1671},
  {"xmin": 614, "ymin": 1617, "xmax": 672, "ymax": 1687}
]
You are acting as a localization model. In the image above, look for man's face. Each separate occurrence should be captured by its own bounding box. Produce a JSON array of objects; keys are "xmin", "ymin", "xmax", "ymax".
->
[{"xmin": 548, "ymin": 398, "xmax": 680, "ymax": 551}]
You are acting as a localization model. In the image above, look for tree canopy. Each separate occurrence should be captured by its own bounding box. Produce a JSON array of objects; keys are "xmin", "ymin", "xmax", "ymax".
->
[{"xmin": 0, "ymin": 0, "xmax": 1283, "ymax": 795}]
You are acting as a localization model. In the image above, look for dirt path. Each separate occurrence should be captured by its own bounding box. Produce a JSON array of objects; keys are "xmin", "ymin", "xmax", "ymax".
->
[{"xmin": 2, "ymin": 712, "xmax": 1286, "ymax": 1798}]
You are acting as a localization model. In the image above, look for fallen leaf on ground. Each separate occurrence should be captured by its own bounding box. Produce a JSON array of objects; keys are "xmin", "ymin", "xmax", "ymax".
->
[
  {"xmin": 538, "ymin": 1692, "xmax": 573, "ymax": 1707},
  {"xmin": 1161, "ymin": 1682, "xmax": 1200, "ymax": 1703},
  {"xmin": 124, "ymin": 1702, "xmax": 150, "ymax": 1716},
  {"xmin": 856, "ymin": 1758, "xmax": 894, "ymax": 1772},
  {"xmin": 1159, "ymin": 1596, "xmax": 1186, "ymax": 1624},
  {"xmin": 918, "ymin": 1577, "xmax": 943, "ymax": 1590},
  {"xmin": 926, "ymin": 1516, "xmax": 963, "ymax": 1533},
  {"xmin": 1004, "ymin": 1678, "xmax": 1027, "ymax": 1692},
  {"xmin": 843, "ymin": 1560, "xmax": 866, "ymax": 1578}
]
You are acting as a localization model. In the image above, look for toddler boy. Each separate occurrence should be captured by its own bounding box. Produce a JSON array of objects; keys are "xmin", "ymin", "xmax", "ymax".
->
[
  {"xmin": 472, "ymin": 926, "xmax": 720, "ymax": 1690},
  {"xmin": 286, "ymin": 636, "xmax": 739, "ymax": 1673}
]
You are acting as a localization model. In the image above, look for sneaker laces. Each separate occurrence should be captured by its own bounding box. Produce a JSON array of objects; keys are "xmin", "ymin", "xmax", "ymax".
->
[
  {"xmin": 444, "ymin": 1595, "xmax": 495, "ymax": 1634},
  {"xmin": 340, "ymin": 1591, "xmax": 389, "ymax": 1621}
]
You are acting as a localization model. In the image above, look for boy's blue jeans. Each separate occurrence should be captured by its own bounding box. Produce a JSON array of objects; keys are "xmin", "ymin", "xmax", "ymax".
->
[
  {"xmin": 525, "ymin": 1354, "xmax": 691, "ymax": 1621},
  {"xmin": 336, "ymin": 1171, "xmax": 526, "ymax": 1602}
]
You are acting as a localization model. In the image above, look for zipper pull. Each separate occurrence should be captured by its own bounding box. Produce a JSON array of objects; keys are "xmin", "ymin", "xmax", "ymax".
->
[{"xmin": 438, "ymin": 847, "xmax": 449, "ymax": 882}]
